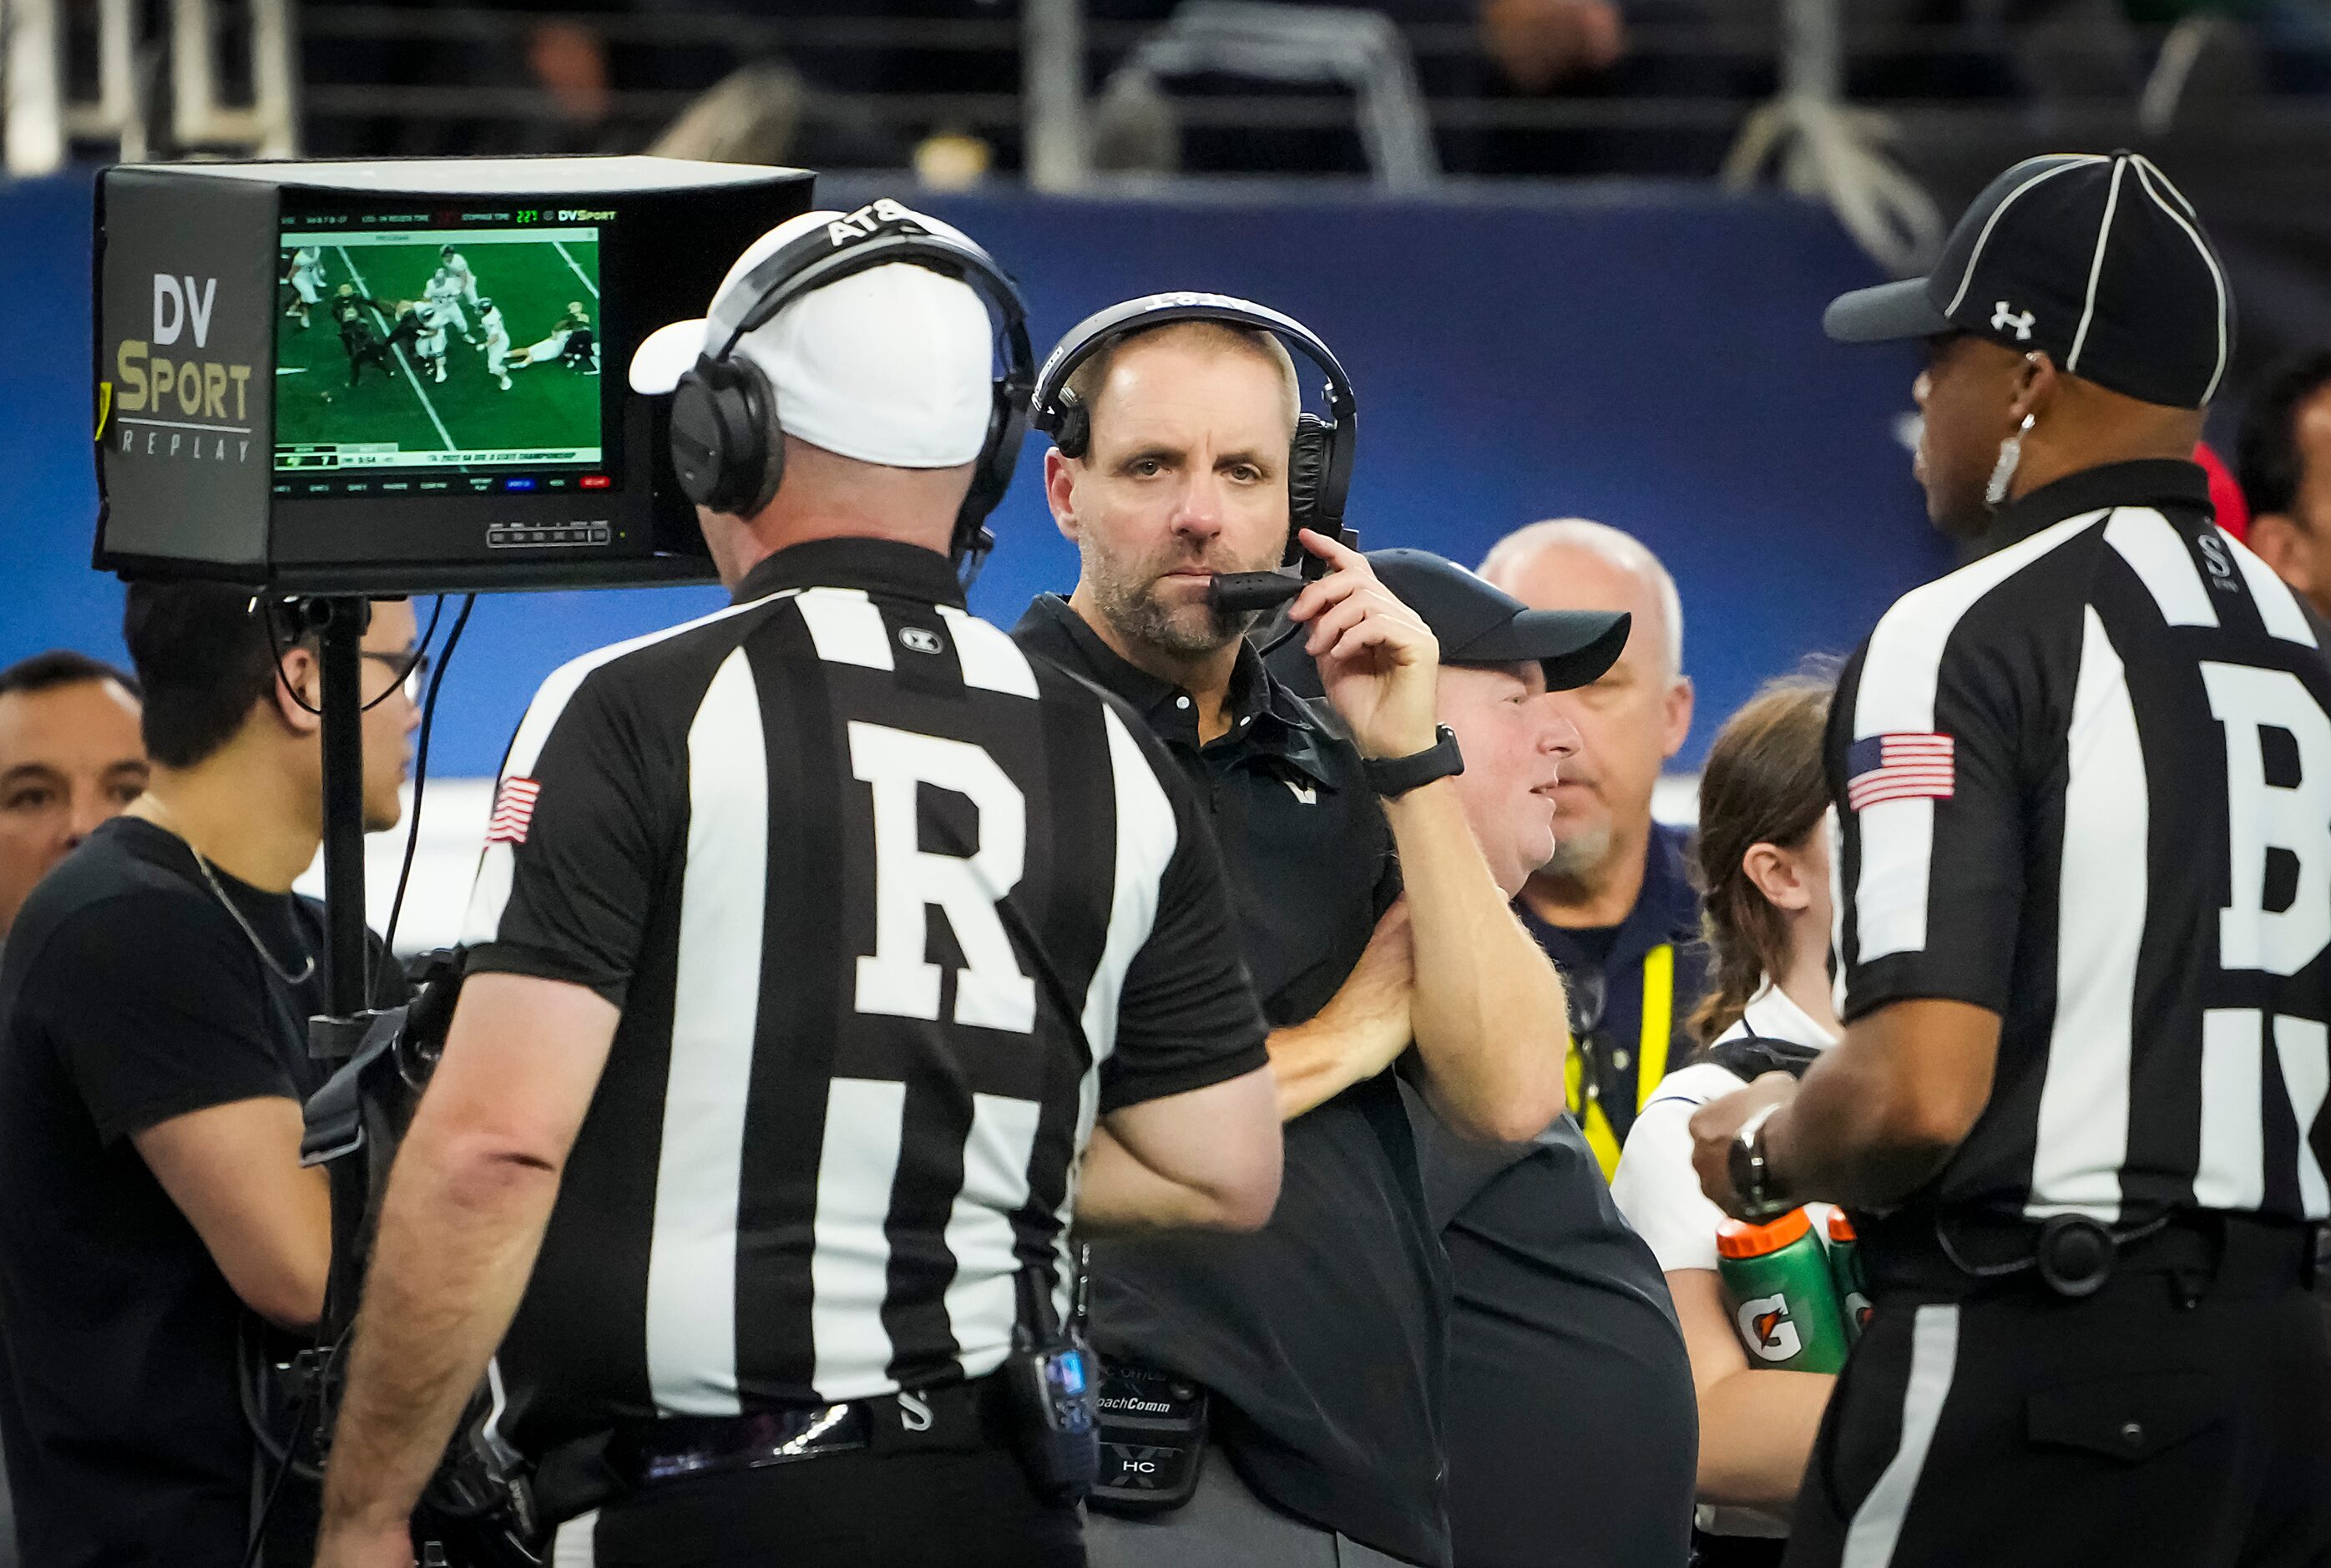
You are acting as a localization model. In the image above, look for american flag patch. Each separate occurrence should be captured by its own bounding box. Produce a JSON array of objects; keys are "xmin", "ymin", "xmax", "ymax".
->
[
  {"xmin": 486, "ymin": 776, "xmax": 541, "ymax": 845},
  {"xmin": 1846, "ymin": 733, "xmax": 1955, "ymax": 811}
]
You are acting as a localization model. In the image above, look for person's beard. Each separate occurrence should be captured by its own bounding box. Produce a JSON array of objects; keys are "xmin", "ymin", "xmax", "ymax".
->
[
  {"xmin": 1540, "ymin": 817, "xmax": 1614, "ymax": 881},
  {"xmin": 1084, "ymin": 534, "xmax": 1274, "ymax": 658}
]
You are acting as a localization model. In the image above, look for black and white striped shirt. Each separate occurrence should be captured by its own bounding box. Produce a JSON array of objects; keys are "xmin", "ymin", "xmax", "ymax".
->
[
  {"xmin": 1833, "ymin": 460, "xmax": 2331, "ymax": 1228},
  {"xmin": 461, "ymin": 538, "xmax": 1268, "ymax": 1455}
]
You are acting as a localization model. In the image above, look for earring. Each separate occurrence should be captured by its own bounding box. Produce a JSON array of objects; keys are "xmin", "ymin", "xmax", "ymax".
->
[{"xmin": 1985, "ymin": 413, "xmax": 2036, "ymax": 508}]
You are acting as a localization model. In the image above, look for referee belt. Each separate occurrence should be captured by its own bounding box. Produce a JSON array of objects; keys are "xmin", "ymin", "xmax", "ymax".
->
[
  {"xmin": 1864, "ymin": 1210, "xmax": 2316, "ymax": 1304},
  {"xmin": 533, "ymin": 1374, "xmax": 1004, "ymax": 1523}
]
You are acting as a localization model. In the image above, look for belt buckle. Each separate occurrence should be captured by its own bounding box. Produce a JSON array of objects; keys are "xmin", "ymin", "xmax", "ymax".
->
[{"xmin": 631, "ymin": 1404, "xmax": 863, "ymax": 1486}]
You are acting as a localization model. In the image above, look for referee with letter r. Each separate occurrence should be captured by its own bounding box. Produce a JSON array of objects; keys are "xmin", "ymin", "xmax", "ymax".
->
[
  {"xmin": 310, "ymin": 201, "xmax": 1282, "ymax": 1568},
  {"xmin": 1693, "ymin": 151, "xmax": 2331, "ymax": 1565}
]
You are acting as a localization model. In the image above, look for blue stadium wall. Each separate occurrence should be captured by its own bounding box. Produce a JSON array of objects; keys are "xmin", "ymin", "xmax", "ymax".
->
[{"xmin": 0, "ymin": 170, "xmax": 1945, "ymax": 776}]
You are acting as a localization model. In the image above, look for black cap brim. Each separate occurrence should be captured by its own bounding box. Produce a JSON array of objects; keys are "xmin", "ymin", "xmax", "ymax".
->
[
  {"xmin": 1824, "ymin": 278, "xmax": 1954, "ymax": 344},
  {"xmin": 1450, "ymin": 609, "xmax": 1631, "ymax": 691}
]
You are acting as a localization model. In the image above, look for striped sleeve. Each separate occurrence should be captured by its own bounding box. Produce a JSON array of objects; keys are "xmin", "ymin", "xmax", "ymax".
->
[
  {"xmin": 1833, "ymin": 563, "xmax": 2058, "ymax": 1024},
  {"xmin": 462, "ymin": 663, "xmax": 668, "ymax": 1009},
  {"xmin": 1091, "ymin": 706, "xmax": 1270, "ymax": 1112}
]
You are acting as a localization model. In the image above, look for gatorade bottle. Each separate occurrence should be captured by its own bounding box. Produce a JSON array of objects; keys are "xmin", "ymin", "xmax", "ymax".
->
[
  {"xmin": 1827, "ymin": 1209, "xmax": 1873, "ymax": 1343},
  {"xmin": 1716, "ymin": 1208, "xmax": 1851, "ymax": 1373}
]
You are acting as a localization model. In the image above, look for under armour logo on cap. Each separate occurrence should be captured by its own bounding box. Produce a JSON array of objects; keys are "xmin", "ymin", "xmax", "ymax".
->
[{"xmin": 1823, "ymin": 150, "xmax": 2232, "ymax": 409}]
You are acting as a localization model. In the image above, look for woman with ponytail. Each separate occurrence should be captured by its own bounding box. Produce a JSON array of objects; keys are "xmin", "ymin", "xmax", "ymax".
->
[{"xmin": 1610, "ymin": 672, "xmax": 1839, "ymax": 1564}]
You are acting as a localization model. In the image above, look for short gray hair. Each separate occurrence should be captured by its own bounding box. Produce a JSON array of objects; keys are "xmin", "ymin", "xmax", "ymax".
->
[{"xmin": 1478, "ymin": 518, "xmax": 1685, "ymax": 681}]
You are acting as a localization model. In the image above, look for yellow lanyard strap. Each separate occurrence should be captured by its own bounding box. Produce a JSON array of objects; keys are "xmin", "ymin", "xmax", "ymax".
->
[{"xmin": 1565, "ymin": 942, "xmax": 1676, "ymax": 1178}]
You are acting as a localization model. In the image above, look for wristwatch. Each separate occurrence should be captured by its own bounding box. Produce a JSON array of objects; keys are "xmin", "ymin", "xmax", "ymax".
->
[
  {"xmin": 1727, "ymin": 1103, "xmax": 1794, "ymax": 1222},
  {"xmin": 1363, "ymin": 726, "xmax": 1464, "ymax": 798}
]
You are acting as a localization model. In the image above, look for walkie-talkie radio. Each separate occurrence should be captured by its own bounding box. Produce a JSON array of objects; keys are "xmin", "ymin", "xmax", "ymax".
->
[{"xmin": 1000, "ymin": 1265, "xmax": 1100, "ymax": 1503}]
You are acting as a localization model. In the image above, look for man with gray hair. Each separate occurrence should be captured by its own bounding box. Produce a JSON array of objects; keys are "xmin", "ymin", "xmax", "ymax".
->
[{"xmin": 1479, "ymin": 518, "xmax": 1707, "ymax": 1176}]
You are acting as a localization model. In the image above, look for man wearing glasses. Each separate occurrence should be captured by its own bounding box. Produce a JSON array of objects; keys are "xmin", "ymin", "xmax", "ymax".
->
[{"xmin": 0, "ymin": 585, "xmax": 421, "ymax": 1568}]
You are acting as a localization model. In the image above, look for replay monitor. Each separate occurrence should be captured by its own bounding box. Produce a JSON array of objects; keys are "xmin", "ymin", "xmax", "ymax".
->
[{"xmin": 93, "ymin": 156, "xmax": 816, "ymax": 593}]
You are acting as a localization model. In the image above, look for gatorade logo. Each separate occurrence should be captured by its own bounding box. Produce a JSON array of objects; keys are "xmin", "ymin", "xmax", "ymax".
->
[{"xmin": 1738, "ymin": 1293, "xmax": 1803, "ymax": 1362}]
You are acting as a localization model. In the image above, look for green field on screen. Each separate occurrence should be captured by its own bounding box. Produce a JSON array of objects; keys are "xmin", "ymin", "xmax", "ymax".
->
[{"xmin": 274, "ymin": 239, "xmax": 601, "ymax": 463}]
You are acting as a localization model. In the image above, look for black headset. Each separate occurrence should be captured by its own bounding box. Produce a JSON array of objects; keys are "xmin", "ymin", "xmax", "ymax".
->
[
  {"xmin": 665, "ymin": 200, "xmax": 1035, "ymax": 571},
  {"xmin": 1031, "ymin": 293, "xmax": 1358, "ymax": 567}
]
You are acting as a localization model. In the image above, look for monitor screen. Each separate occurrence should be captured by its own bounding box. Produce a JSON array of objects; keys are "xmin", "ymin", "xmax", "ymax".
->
[{"xmin": 274, "ymin": 212, "xmax": 614, "ymax": 498}]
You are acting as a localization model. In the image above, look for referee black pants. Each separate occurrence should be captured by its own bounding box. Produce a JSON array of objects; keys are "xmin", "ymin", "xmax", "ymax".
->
[
  {"xmin": 1783, "ymin": 1225, "xmax": 2331, "ymax": 1568},
  {"xmin": 559, "ymin": 1444, "xmax": 1085, "ymax": 1567}
]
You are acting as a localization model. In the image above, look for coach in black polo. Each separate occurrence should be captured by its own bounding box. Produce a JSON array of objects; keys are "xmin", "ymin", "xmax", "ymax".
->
[
  {"xmin": 1019, "ymin": 303, "xmax": 1576, "ymax": 1567},
  {"xmin": 1694, "ymin": 153, "xmax": 2331, "ymax": 1566},
  {"xmin": 312, "ymin": 205, "xmax": 1285, "ymax": 1568}
]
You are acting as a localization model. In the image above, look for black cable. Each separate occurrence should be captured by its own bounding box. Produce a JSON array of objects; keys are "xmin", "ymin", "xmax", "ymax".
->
[
  {"xmin": 261, "ymin": 594, "xmax": 442, "ymax": 718},
  {"xmin": 241, "ymin": 1325, "xmax": 351, "ymax": 1568},
  {"xmin": 382, "ymin": 594, "xmax": 474, "ymax": 969}
]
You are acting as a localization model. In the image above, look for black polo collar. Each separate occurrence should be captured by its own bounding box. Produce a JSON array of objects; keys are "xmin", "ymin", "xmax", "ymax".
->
[
  {"xmin": 1990, "ymin": 458, "xmax": 2212, "ymax": 550},
  {"xmin": 732, "ymin": 537, "xmax": 968, "ymax": 609},
  {"xmin": 1012, "ymin": 594, "xmax": 1340, "ymax": 785}
]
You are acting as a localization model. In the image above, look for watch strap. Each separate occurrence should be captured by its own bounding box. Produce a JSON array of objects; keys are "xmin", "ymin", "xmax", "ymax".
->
[{"xmin": 1363, "ymin": 725, "xmax": 1464, "ymax": 798}]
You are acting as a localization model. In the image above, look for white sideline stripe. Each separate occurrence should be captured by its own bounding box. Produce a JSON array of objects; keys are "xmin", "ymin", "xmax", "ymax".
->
[
  {"xmin": 2278, "ymin": 1015, "xmax": 2331, "ymax": 1219},
  {"xmin": 940, "ymin": 1093, "xmax": 1045, "ymax": 1382},
  {"xmin": 1850, "ymin": 508, "xmax": 2101, "ymax": 964},
  {"xmin": 1840, "ymin": 1304, "xmax": 1961, "ymax": 1568},
  {"xmin": 2129, "ymin": 157, "xmax": 2231, "ymax": 405},
  {"xmin": 2228, "ymin": 534, "xmax": 2322, "ymax": 648},
  {"xmin": 938, "ymin": 604, "xmax": 1040, "ymax": 699},
  {"xmin": 810, "ymin": 1078, "xmax": 909, "ymax": 1400},
  {"xmin": 644, "ymin": 649, "xmax": 768, "ymax": 1414},
  {"xmin": 554, "ymin": 238, "xmax": 601, "ymax": 300},
  {"xmin": 2104, "ymin": 508, "xmax": 2217, "ymax": 627},
  {"xmin": 2194, "ymin": 1009, "xmax": 2266, "ymax": 1211},
  {"xmin": 1944, "ymin": 155, "xmax": 2109, "ymax": 316},
  {"xmin": 333, "ymin": 244, "xmax": 458, "ymax": 456},
  {"xmin": 799, "ymin": 588, "xmax": 896, "ymax": 670},
  {"xmin": 2065, "ymin": 158, "xmax": 2128, "ymax": 377},
  {"xmin": 550, "ymin": 1510, "xmax": 597, "ymax": 1566},
  {"xmin": 2025, "ymin": 608, "xmax": 2143, "ymax": 1223}
]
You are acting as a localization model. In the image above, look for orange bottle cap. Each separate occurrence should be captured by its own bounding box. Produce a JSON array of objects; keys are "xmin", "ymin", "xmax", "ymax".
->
[
  {"xmin": 1827, "ymin": 1209, "xmax": 1858, "ymax": 1242},
  {"xmin": 1716, "ymin": 1206, "xmax": 1812, "ymax": 1258}
]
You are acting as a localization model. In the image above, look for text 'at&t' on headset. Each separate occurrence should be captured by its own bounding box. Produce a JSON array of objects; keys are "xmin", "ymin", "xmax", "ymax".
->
[
  {"xmin": 1031, "ymin": 293, "xmax": 1358, "ymax": 590},
  {"xmin": 665, "ymin": 198, "xmax": 1037, "ymax": 573}
]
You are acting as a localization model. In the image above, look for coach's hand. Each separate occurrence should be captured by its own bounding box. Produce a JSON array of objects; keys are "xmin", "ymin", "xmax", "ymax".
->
[{"xmin": 1288, "ymin": 529, "xmax": 1440, "ymax": 761}]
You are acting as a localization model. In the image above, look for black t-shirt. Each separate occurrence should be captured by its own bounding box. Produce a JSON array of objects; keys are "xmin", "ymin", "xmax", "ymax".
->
[
  {"xmin": 1405, "ymin": 1088, "xmax": 1698, "ymax": 1568},
  {"xmin": 0, "ymin": 818, "xmax": 356, "ymax": 1567},
  {"xmin": 1014, "ymin": 597, "xmax": 1452, "ymax": 1568}
]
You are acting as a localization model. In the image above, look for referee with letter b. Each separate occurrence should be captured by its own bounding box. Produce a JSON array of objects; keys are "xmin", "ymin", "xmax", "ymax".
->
[
  {"xmin": 1693, "ymin": 152, "xmax": 2331, "ymax": 1565},
  {"xmin": 310, "ymin": 201, "xmax": 1282, "ymax": 1568}
]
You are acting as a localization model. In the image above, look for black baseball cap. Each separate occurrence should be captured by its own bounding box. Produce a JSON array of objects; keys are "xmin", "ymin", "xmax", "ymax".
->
[
  {"xmin": 1824, "ymin": 150, "xmax": 2232, "ymax": 410},
  {"xmin": 1264, "ymin": 549, "xmax": 1630, "ymax": 700}
]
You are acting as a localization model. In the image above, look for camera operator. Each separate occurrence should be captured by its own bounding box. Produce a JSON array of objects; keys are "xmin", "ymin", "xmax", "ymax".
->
[
  {"xmin": 311, "ymin": 205, "xmax": 1282, "ymax": 1568},
  {"xmin": 0, "ymin": 586, "xmax": 419, "ymax": 1567},
  {"xmin": 1016, "ymin": 302, "xmax": 1572, "ymax": 1566}
]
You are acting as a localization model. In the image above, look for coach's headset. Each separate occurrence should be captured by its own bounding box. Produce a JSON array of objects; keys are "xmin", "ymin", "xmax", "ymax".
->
[
  {"xmin": 665, "ymin": 200, "xmax": 1035, "ymax": 571},
  {"xmin": 1032, "ymin": 293, "xmax": 1357, "ymax": 571}
]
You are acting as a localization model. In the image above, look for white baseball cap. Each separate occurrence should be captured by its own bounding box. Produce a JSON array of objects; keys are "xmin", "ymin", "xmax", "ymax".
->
[{"xmin": 628, "ymin": 205, "xmax": 998, "ymax": 468}]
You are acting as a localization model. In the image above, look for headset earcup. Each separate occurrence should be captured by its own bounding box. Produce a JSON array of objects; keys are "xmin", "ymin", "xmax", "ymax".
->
[
  {"xmin": 748, "ymin": 371, "xmax": 786, "ymax": 516},
  {"xmin": 1285, "ymin": 413, "xmax": 1332, "ymax": 562},
  {"xmin": 667, "ymin": 369, "xmax": 730, "ymax": 510},
  {"xmin": 668, "ymin": 356, "xmax": 775, "ymax": 518},
  {"xmin": 1054, "ymin": 392, "xmax": 1090, "ymax": 461}
]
